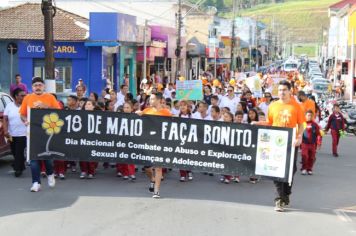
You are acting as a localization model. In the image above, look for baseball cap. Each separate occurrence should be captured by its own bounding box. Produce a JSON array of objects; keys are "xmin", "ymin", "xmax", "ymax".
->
[
  {"xmin": 104, "ymin": 94, "xmax": 111, "ymax": 100},
  {"xmin": 32, "ymin": 77, "xmax": 44, "ymax": 84}
]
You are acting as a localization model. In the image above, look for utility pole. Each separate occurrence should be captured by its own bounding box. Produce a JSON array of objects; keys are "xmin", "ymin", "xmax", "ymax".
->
[
  {"xmin": 175, "ymin": 0, "xmax": 182, "ymax": 80},
  {"xmin": 230, "ymin": 0, "xmax": 237, "ymax": 74},
  {"xmin": 143, "ymin": 19, "xmax": 148, "ymax": 82},
  {"xmin": 350, "ymin": 28, "xmax": 355, "ymax": 102},
  {"xmin": 41, "ymin": 0, "xmax": 56, "ymax": 92},
  {"xmin": 255, "ymin": 17, "xmax": 259, "ymax": 71}
]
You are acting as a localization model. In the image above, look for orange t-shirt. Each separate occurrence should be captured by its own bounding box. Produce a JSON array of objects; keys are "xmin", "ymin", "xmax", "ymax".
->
[
  {"xmin": 267, "ymin": 99, "xmax": 306, "ymax": 129},
  {"xmin": 19, "ymin": 93, "xmax": 61, "ymax": 117},
  {"xmin": 300, "ymin": 99, "xmax": 316, "ymax": 117},
  {"xmin": 142, "ymin": 107, "xmax": 172, "ymax": 117}
]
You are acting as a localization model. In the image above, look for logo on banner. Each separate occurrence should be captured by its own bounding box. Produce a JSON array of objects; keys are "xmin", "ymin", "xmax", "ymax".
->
[{"xmin": 38, "ymin": 113, "xmax": 65, "ymax": 157}]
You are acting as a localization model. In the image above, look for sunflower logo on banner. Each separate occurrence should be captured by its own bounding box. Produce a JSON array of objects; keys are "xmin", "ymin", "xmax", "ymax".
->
[{"xmin": 38, "ymin": 113, "xmax": 65, "ymax": 157}]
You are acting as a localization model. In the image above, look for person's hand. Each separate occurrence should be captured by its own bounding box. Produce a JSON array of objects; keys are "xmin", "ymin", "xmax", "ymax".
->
[
  {"xmin": 4, "ymin": 131, "xmax": 10, "ymax": 139},
  {"xmin": 136, "ymin": 111, "xmax": 143, "ymax": 116},
  {"xmin": 251, "ymin": 121, "xmax": 259, "ymax": 125},
  {"xmin": 33, "ymin": 101, "xmax": 49, "ymax": 109},
  {"xmin": 293, "ymin": 135, "xmax": 302, "ymax": 147}
]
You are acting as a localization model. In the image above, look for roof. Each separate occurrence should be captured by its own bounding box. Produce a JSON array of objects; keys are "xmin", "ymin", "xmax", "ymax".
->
[
  {"xmin": 329, "ymin": 0, "xmax": 356, "ymax": 10},
  {"xmin": 0, "ymin": 3, "xmax": 88, "ymax": 41}
]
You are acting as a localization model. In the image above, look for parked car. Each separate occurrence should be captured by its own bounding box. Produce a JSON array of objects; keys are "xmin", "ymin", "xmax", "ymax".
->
[
  {"xmin": 283, "ymin": 60, "xmax": 298, "ymax": 72},
  {"xmin": 0, "ymin": 92, "xmax": 14, "ymax": 157}
]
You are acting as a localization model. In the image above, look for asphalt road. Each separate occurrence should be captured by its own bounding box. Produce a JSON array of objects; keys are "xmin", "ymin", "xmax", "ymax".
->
[{"xmin": 0, "ymin": 135, "xmax": 355, "ymax": 236}]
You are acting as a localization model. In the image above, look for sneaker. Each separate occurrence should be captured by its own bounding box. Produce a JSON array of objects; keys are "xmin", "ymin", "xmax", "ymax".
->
[
  {"xmin": 208, "ymin": 173, "xmax": 214, "ymax": 176},
  {"xmin": 188, "ymin": 172, "xmax": 193, "ymax": 181},
  {"xmin": 333, "ymin": 153, "xmax": 339, "ymax": 157},
  {"xmin": 180, "ymin": 176, "xmax": 186, "ymax": 182},
  {"xmin": 307, "ymin": 171, "xmax": 313, "ymax": 175},
  {"xmin": 87, "ymin": 174, "xmax": 94, "ymax": 179},
  {"xmin": 41, "ymin": 172, "xmax": 47, "ymax": 178},
  {"xmin": 47, "ymin": 174, "xmax": 56, "ymax": 188},
  {"xmin": 234, "ymin": 176, "xmax": 240, "ymax": 183},
  {"xmin": 30, "ymin": 182, "xmax": 41, "ymax": 192},
  {"xmin": 274, "ymin": 199, "xmax": 285, "ymax": 212},
  {"xmin": 59, "ymin": 173, "xmax": 65, "ymax": 180},
  {"xmin": 152, "ymin": 192, "xmax": 160, "ymax": 199},
  {"xmin": 123, "ymin": 176, "xmax": 129, "ymax": 180},
  {"xmin": 71, "ymin": 167, "xmax": 77, "ymax": 172},
  {"xmin": 14, "ymin": 171, "xmax": 22, "ymax": 177},
  {"xmin": 224, "ymin": 178, "xmax": 230, "ymax": 184},
  {"xmin": 149, "ymin": 182, "xmax": 155, "ymax": 192},
  {"xmin": 249, "ymin": 177, "xmax": 257, "ymax": 184},
  {"xmin": 116, "ymin": 172, "xmax": 122, "ymax": 177},
  {"xmin": 220, "ymin": 176, "xmax": 225, "ymax": 182},
  {"xmin": 54, "ymin": 173, "xmax": 58, "ymax": 178},
  {"xmin": 80, "ymin": 172, "xmax": 87, "ymax": 179},
  {"xmin": 301, "ymin": 169, "xmax": 307, "ymax": 175},
  {"xmin": 129, "ymin": 175, "xmax": 136, "ymax": 181}
]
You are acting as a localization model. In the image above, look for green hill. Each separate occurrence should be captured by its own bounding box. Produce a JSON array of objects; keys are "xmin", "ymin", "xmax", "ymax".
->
[{"xmin": 239, "ymin": 0, "xmax": 339, "ymax": 44}]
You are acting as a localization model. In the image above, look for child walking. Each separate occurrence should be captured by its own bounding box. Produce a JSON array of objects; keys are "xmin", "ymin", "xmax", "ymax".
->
[{"xmin": 301, "ymin": 110, "xmax": 322, "ymax": 175}]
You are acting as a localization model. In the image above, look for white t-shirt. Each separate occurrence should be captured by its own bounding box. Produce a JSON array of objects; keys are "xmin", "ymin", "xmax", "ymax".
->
[
  {"xmin": 114, "ymin": 92, "xmax": 126, "ymax": 110},
  {"xmin": 258, "ymin": 102, "xmax": 270, "ymax": 116},
  {"xmin": 192, "ymin": 112, "xmax": 211, "ymax": 120},
  {"xmin": 4, "ymin": 102, "xmax": 27, "ymax": 137},
  {"xmin": 219, "ymin": 95, "xmax": 240, "ymax": 114},
  {"xmin": 171, "ymin": 107, "xmax": 180, "ymax": 116},
  {"xmin": 163, "ymin": 88, "xmax": 175, "ymax": 99}
]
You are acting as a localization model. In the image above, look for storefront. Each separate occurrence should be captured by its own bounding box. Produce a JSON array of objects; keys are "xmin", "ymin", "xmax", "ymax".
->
[
  {"xmin": 88, "ymin": 12, "xmax": 139, "ymax": 95},
  {"xmin": 18, "ymin": 41, "xmax": 88, "ymax": 93}
]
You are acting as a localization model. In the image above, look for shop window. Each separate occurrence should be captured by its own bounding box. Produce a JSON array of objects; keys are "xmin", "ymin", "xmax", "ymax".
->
[{"xmin": 33, "ymin": 59, "xmax": 72, "ymax": 93}]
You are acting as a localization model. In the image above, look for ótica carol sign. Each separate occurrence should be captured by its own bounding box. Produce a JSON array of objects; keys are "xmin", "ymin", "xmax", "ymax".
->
[
  {"xmin": 18, "ymin": 41, "xmax": 87, "ymax": 59},
  {"xmin": 29, "ymin": 109, "xmax": 296, "ymax": 184}
]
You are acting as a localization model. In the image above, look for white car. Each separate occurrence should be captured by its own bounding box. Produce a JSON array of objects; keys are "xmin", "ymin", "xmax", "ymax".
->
[{"xmin": 283, "ymin": 61, "xmax": 298, "ymax": 72}]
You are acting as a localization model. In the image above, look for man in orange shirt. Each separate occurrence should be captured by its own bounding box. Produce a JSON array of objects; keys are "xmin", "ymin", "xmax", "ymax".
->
[
  {"xmin": 19, "ymin": 77, "xmax": 61, "ymax": 192},
  {"xmin": 297, "ymin": 91, "xmax": 316, "ymax": 118},
  {"xmin": 268, "ymin": 80, "xmax": 305, "ymax": 212},
  {"xmin": 137, "ymin": 92, "xmax": 172, "ymax": 198},
  {"xmin": 255, "ymin": 80, "xmax": 305, "ymax": 212}
]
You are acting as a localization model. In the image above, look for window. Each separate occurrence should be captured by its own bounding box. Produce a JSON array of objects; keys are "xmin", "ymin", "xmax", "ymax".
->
[{"xmin": 33, "ymin": 59, "xmax": 72, "ymax": 93}]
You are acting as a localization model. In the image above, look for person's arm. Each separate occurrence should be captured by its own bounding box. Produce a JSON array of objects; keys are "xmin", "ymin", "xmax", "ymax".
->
[
  {"xmin": 325, "ymin": 114, "xmax": 332, "ymax": 132},
  {"xmin": 3, "ymin": 115, "xmax": 10, "ymax": 139},
  {"xmin": 294, "ymin": 123, "xmax": 304, "ymax": 147}
]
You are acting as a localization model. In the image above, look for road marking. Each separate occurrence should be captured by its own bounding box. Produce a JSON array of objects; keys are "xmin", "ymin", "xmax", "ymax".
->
[{"xmin": 334, "ymin": 209, "xmax": 353, "ymax": 223}]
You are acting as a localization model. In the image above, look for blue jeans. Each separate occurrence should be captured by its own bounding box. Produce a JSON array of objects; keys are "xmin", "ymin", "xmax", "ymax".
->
[{"xmin": 30, "ymin": 160, "xmax": 54, "ymax": 184}]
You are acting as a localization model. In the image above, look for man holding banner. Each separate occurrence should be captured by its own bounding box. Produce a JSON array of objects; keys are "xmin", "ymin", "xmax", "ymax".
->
[
  {"xmin": 255, "ymin": 80, "xmax": 305, "ymax": 212},
  {"xmin": 19, "ymin": 77, "xmax": 61, "ymax": 192},
  {"xmin": 138, "ymin": 92, "xmax": 172, "ymax": 199}
]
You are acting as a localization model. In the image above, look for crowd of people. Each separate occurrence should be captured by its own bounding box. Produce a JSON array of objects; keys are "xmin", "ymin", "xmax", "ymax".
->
[{"xmin": 2, "ymin": 68, "xmax": 347, "ymax": 212}]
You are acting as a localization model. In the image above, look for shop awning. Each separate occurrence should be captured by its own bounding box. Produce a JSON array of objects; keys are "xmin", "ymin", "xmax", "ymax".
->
[{"xmin": 85, "ymin": 41, "xmax": 121, "ymax": 47}]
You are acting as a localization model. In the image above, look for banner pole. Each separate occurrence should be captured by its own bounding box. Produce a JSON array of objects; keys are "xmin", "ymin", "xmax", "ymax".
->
[
  {"xmin": 26, "ymin": 108, "xmax": 31, "ymax": 163},
  {"xmin": 288, "ymin": 128, "xmax": 297, "ymax": 186}
]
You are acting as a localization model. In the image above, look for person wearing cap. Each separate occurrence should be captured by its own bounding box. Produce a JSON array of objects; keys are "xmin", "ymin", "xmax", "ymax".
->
[{"xmin": 19, "ymin": 77, "xmax": 61, "ymax": 192}]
